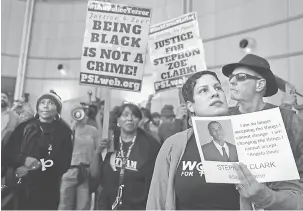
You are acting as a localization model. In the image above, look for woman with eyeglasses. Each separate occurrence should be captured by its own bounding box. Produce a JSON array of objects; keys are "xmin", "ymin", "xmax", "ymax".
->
[
  {"xmin": 90, "ymin": 103, "xmax": 160, "ymax": 210},
  {"xmin": 147, "ymin": 71, "xmax": 303, "ymax": 210},
  {"xmin": 2, "ymin": 91, "xmax": 73, "ymax": 210}
]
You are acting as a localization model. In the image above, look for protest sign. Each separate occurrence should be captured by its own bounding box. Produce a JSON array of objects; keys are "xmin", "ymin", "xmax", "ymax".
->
[
  {"xmin": 148, "ymin": 12, "xmax": 207, "ymax": 93},
  {"xmin": 80, "ymin": 1, "xmax": 151, "ymax": 92},
  {"xmin": 192, "ymin": 108, "xmax": 299, "ymax": 184}
]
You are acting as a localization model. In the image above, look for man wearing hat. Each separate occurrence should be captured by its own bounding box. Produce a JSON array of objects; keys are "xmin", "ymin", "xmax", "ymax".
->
[
  {"xmin": 222, "ymin": 54, "xmax": 303, "ymax": 180},
  {"xmin": 2, "ymin": 91, "xmax": 73, "ymax": 210},
  {"xmin": 158, "ymin": 104, "xmax": 187, "ymax": 143}
]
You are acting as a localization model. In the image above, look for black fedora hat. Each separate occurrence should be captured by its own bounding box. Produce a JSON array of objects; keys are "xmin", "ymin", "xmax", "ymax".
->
[{"xmin": 222, "ymin": 54, "xmax": 278, "ymax": 97}]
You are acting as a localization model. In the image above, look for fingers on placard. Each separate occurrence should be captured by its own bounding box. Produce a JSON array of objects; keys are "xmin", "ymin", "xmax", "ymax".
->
[
  {"xmin": 233, "ymin": 163, "xmax": 248, "ymax": 184},
  {"xmin": 239, "ymin": 163, "xmax": 257, "ymax": 184}
]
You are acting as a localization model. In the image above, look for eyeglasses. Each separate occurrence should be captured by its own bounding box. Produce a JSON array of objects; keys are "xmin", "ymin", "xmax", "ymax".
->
[{"xmin": 228, "ymin": 73, "xmax": 262, "ymax": 82}]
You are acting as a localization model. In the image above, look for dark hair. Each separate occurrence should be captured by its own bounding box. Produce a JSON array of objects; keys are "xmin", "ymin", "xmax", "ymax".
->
[
  {"xmin": 117, "ymin": 103, "xmax": 142, "ymax": 120},
  {"xmin": 182, "ymin": 71, "xmax": 221, "ymax": 103},
  {"xmin": 140, "ymin": 107, "xmax": 152, "ymax": 122},
  {"xmin": 112, "ymin": 103, "xmax": 142, "ymax": 151},
  {"xmin": 207, "ymin": 121, "xmax": 221, "ymax": 132},
  {"xmin": 87, "ymin": 104, "xmax": 98, "ymax": 119},
  {"xmin": 151, "ymin": 112, "xmax": 161, "ymax": 119}
]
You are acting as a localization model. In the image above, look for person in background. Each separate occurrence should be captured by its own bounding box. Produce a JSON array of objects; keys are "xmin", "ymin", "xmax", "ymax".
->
[
  {"xmin": 151, "ymin": 112, "xmax": 161, "ymax": 127},
  {"xmin": 280, "ymin": 83, "xmax": 303, "ymax": 120},
  {"xmin": 1, "ymin": 92, "xmax": 19, "ymax": 210},
  {"xmin": 90, "ymin": 103, "xmax": 160, "ymax": 210},
  {"xmin": 58, "ymin": 105, "xmax": 99, "ymax": 210},
  {"xmin": 158, "ymin": 104, "xmax": 187, "ymax": 143},
  {"xmin": 11, "ymin": 95, "xmax": 35, "ymax": 123},
  {"xmin": 140, "ymin": 107, "xmax": 160, "ymax": 142},
  {"xmin": 2, "ymin": 91, "xmax": 73, "ymax": 210},
  {"xmin": 86, "ymin": 104, "xmax": 98, "ymax": 129},
  {"xmin": 222, "ymin": 54, "xmax": 303, "ymax": 180},
  {"xmin": 1, "ymin": 92, "xmax": 19, "ymax": 148},
  {"xmin": 147, "ymin": 71, "xmax": 303, "ymax": 210}
]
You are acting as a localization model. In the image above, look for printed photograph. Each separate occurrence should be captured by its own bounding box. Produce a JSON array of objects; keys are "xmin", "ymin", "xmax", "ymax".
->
[{"xmin": 194, "ymin": 119, "xmax": 239, "ymax": 162}]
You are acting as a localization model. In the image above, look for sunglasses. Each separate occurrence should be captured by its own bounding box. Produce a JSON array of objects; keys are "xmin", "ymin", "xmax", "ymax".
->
[{"xmin": 228, "ymin": 73, "xmax": 261, "ymax": 82}]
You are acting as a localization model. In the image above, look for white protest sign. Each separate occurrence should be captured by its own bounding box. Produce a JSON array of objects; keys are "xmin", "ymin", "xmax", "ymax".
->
[
  {"xmin": 148, "ymin": 12, "xmax": 207, "ymax": 93},
  {"xmin": 192, "ymin": 108, "xmax": 299, "ymax": 184},
  {"xmin": 80, "ymin": 1, "xmax": 151, "ymax": 92}
]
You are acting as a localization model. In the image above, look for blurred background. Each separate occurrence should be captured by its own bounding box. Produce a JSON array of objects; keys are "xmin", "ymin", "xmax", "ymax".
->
[{"xmin": 2, "ymin": 0, "xmax": 303, "ymax": 113}]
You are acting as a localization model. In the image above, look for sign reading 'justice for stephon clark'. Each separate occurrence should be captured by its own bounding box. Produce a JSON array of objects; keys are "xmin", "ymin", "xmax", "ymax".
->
[{"xmin": 191, "ymin": 108, "xmax": 299, "ymax": 184}]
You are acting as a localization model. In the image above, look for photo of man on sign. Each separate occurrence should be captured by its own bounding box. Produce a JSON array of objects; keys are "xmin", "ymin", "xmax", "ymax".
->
[
  {"xmin": 195, "ymin": 119, "xmax": 239, "ymax": 162},
  {"xmin": 202, "ymin": 120, "xmax": 238, "ymax": 162}
]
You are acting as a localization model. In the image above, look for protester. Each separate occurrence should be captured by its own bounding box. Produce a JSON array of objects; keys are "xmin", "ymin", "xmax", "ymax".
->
[
  {"xmin": 2, "ymin": 91, "xmax": 73, "ymax": 210},
  {"xmin": 139, "ymin": 107, "xmax": 160, "ymax": 142},
  {"xmin": 151, "ymin": 112, "xmax": 161, "ymax": 127},
  {"xmin": 158, "ymin": 104, "xmax": 187, "ymax": 143},
  {"xmin": 90, "ymin": 103, "xmax": 160, "ymax": 210},
  {"xmin": 1, "ymin": 92, "xmax": 19, "ymax": 210},
  {"xmin": 11, "ymin": 95, "xmax": 35, "ymax": 123},
  {"xmin": 222, "ymin": 54, "xmax": 303, "ymax": 179},
  {"xmin": 58, "ymin": 106, "xmax": 99, "ymax": 210},
  {"xmin": 86, "ymin": 103, "xmax": 98, "ymax": 128},
  {"xmin": 146, "ymin": 71, "xmax": 303, "ymax": 210},
  {"xmin": 1, "ymin": 92, "xmax": 19, "ymax": 148}
]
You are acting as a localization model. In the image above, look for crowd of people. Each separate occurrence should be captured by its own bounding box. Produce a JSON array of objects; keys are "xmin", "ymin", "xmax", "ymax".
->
[{"xmin": 1, "ymin": 54, "xmax": 303, "ymax": 210}]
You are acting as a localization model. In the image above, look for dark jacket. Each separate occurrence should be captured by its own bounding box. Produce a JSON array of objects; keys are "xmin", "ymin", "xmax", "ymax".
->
[
  {"xmin": 2, "ymin": 117, "xmax": 73, "ymax": 210},
  {"xmin": 158, "ymin": 119, "xmax": 183, "ymax": 143},
  {"xmin": 202, "ymin": 141, "xmax": 239, "ymax": 162},
  {"xmin": 95, "ymin": 128, "xmax": 160, "ymax": 210}
]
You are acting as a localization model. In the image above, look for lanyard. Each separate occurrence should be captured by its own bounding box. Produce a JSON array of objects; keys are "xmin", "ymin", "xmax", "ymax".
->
[{"xmin": 112, "ymin": 135, "xmax": 136, "ymax": 210}]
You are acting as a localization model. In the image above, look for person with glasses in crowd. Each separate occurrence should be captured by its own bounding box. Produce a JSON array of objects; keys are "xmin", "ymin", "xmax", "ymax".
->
[
  {"xmin": 90, "ymin": 103, "xmax": 160, "ymax": 210},
  {"xmin": 222, "ymin": 54, "xmax": 303, "ymax": 181},
  {"xmin": 2, "ymin": 91, "xmax": 73, "ymax": 210},
  {"xmin": 146, "ymin": 70, "xmax": 303, "ymax": 210},
  {"xmin": 58, "ymin": 104, "xmax": 99, "ymax": 210}
]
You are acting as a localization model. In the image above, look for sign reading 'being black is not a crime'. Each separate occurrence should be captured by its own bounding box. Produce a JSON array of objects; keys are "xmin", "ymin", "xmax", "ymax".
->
[{"xmin": 80, "ymin": 1, "xmax": 151, "ymax": 92}]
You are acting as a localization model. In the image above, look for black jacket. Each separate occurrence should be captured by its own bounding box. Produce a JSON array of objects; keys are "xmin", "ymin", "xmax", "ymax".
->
[
  {"xmin": 2, "ymin": 117, "xmax": 73, "ymax": 180},
  {"xmin": 97, "ymin": 128, "xmax": 161, "ymax": 210}
]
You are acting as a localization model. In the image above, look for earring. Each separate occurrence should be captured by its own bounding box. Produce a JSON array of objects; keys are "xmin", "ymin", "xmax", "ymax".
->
[
  {"xmin": 34, "ymin": 113, "xmax": 39, "ymax": 119},
  {"xmin": 54, "ymin": 114, "xmax": 61, "ymax": 121},
  {"xmin": 117, "ymin": 122, "xmax": 120, "ymax": 127}
]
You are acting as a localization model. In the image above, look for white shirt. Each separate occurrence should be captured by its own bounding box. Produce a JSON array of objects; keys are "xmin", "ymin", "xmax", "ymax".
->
[{"xmin": 212, "ymin": 140, "xmax": 229, "ymax": 158}]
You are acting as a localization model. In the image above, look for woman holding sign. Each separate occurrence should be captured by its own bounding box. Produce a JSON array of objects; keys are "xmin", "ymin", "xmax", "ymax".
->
[
  {"xmin": 146, "ymin": 71, "xmax": 303, "ymax": 210},
  {"xmin": 89, "ymin": 103, "xmax": 160, "ymax": 210}
]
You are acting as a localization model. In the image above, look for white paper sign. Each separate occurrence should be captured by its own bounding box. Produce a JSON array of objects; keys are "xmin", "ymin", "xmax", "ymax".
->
[
  {"xmin": 80, "ymin": 1, "xmax": 151, "ymax": 92},
  {"xmin": 148, "ymin": 12, "xmax": 206, "ymax": 93},
  {"xmin": 192, "ymin": 108, "xmax": 299, "ymax": 184}
]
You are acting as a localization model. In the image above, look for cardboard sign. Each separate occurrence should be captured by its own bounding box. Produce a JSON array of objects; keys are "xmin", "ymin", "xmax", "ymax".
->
[
  {"xmin": 80, "ymin": 1, "xmax": 151, "ymax": 92},
  {"xmin": 148, "ymin": 12, "xmax": 206, "ymax": 93},
  {"xmin": 192, "ymin": 108, "xmax": 299, "ymax": 184}
]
